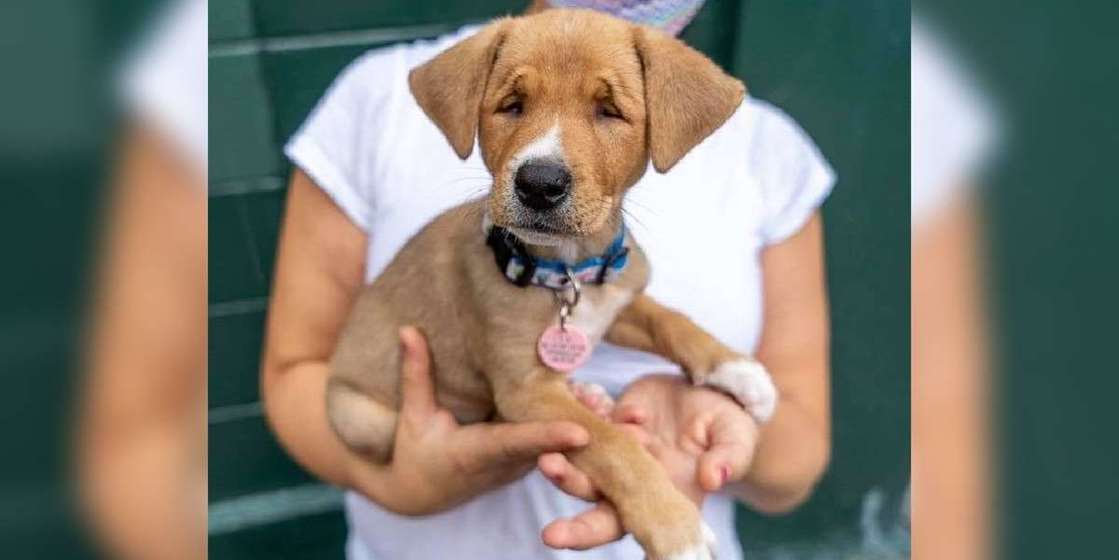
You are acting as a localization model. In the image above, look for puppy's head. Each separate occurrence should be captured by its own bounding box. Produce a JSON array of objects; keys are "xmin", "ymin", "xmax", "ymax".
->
[{"xmin": 410, "ymin": 9, "xmax": 744, "ymax": 241}]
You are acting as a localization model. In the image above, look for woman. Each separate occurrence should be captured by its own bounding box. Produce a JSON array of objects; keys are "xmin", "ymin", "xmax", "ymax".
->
[
  {"xmin": 261, "ymin": 2, "xmax": 832, "ymax": 558},
  {"xmin": 911, "ymin": 18, "xmax": 995, "ymax": 560}
]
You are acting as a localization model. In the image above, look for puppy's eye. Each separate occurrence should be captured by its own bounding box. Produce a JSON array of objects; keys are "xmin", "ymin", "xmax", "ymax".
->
[
  {"xmin": 498, "ymin": 97, "xmax": 523, "ymax": 116},
  {"xmin": 595, "ymin": 101, "xmax": 624, "ymax": 121}
]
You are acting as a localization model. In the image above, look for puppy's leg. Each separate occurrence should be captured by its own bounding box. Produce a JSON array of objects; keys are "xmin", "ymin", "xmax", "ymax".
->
[
  {"xmin": 497, "ymin": 374, "xmax": 715, "ymax": 560},
  {"xmin": 325, "ymin": 377, "xmax": 398, "ymax": 464},
  {"xmin": 606, "ymin": 293, "xmax": 778, "ymax": 422}
]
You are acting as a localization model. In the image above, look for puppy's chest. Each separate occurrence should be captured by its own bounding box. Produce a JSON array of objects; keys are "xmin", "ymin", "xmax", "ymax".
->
[{"xmin": 565, "ymin": 284, "xmax": 634, "ymax": 343}]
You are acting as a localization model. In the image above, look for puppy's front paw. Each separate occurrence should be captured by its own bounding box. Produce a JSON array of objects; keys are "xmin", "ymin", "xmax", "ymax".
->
[
  {"xmin": 704, "ymin": 358, "xmax": 778, "ymax": 423},
  {"xmin": 662, "ymin": 522, "xmax": 717, "ymax": 560},
  {"xmin": 637, "ymin": 497, "xmax": 717, "ymax": 560}
]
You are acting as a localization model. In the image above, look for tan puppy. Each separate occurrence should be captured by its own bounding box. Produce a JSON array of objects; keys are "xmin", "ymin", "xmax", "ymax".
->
[{"xmin": 328, "ymin": 9, "xmax": 777, "ymax": 559}]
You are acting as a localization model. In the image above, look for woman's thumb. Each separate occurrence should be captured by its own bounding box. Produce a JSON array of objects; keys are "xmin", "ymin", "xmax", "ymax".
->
[
  {"xmin": 697, "ymin": 442, "xmax": 751, "ymax": 493},
  {"xmin": 398, "ymin": 326, "xmax": 435, "ymax": 417}
]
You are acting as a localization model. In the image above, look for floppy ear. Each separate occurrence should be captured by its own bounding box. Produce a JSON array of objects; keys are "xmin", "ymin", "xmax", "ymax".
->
[
  {"xmin": 635, "ymin": 27, "xmax": 746, "ymax": 173},
  {"xmin": 409, "ymin": 20, "xmax": 510, "ymax": 159}
]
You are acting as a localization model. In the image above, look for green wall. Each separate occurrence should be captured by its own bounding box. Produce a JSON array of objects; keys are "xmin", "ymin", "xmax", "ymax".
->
[{"xmin": 208, "ymin": 1, "xmax": 910, "ymax": 558}]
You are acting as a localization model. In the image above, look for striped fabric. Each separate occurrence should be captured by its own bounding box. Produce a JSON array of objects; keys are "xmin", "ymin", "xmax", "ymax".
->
[{"xmin": 547, "ymin": 0, "xmax": 706, "ymax": 35}]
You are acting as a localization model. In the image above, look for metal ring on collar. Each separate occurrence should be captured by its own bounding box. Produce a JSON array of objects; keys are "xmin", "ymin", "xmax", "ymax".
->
[{"xmin": 552, "ymin": 266, "xmax": 581, "ymax": 309}]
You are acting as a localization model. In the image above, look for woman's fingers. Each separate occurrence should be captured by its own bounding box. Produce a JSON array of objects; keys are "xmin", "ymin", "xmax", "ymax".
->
[
  {"xmin": 696, "ymin": 412, "xmax": 758, "ymax": 492},
  {"xmin": 463, "ymin": 421, "xmax": 588, "ymax": 470},
  {"xmin": 538, "ymin": 452, "xmax": 598, "ymax": 501},
  {"xmin": 397, "ymin": 326, "xmax": 437, "ymax": 421},
  {"xmin": 541, "ymin": 502, "xmax": 624, "ymax": 550},
  {"xmin": 612, "ymin": 401, "xmax": 648, "ymax": 426},
  {"xmin": 697, "ymin": 442, "xmax": 747, "ymax": 492},
  {"xmin": 568, "ymin": 381, "xmax": 615, "ymax": 418}
]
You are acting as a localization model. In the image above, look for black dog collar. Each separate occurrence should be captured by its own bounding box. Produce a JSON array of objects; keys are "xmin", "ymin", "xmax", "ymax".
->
[{"xmin": 485, "ymin": 225, "xmax": 630, "ymax": 289}]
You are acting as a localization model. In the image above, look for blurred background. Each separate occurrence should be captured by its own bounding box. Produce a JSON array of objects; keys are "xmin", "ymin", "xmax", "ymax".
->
[
  {"xmin": 914, "ymin": 1, "xmax": 1119, "ymax": 559},
  {"xmin": 3, "ymin": 0, "xmax": 1118, "ymax": 559},
  {"xmin": 0, "ymin": 0, "xmax": 191, "ymax": 557},
  {"xmin": 207, "ymin": 1, "xmax": 908, "ymax": 559}
]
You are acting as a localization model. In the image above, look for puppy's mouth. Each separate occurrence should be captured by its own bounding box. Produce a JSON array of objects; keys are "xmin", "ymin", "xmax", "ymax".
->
[
  {"xmin": 496, "ymin": 194, "xmax": 618, "ymax": 245},
  {"xmin": 489, "ymin": 173, "xmax": 618, "ymax": 243},
  {"xmin": 500, "ymin": 196, "xmax": 579, "ymax": 239},
  {"xmin": 503, "ymin": 214, "xmax": 576, "ymax": 245},
  {"xmin": 506, "ymin": 225, "xmax": 570, "ymax": 247}
]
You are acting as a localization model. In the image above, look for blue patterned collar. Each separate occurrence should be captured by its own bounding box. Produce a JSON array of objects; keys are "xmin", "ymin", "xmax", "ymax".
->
[{"xmin": 485, "ymin": 225, "xmax": 630, "ymax": 289}]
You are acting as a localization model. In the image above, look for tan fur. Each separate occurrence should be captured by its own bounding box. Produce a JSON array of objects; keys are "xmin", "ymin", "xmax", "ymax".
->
[
  {"xmin": 408, "ymin": 20, "xmax": 511, "ymax": 159},
  {"xmin": 605, "ymin": 293, "xmax": 741, "ymax": 378},
  {"xmin": 329, "ymin": 9, "xmax": 752, "ymax": 559},
  {"xmin": 635, "ymin": 26, "xmax": 746, "ymax": 172}
]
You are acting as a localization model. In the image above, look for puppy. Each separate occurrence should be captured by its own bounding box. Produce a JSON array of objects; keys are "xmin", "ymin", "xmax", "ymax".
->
[{"xmin": 327, "ymin": 9, "xmax": 777, "ymax": 559}]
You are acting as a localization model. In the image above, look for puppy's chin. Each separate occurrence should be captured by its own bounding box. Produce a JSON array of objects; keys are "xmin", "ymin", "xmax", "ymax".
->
[
  {"xmin": 490, "ymin": 205, "xmax": 579, "ymax": 241},
  {"xmin": 506, "ymin": 226, "xmax": 570, "ymax": 247},
  {"xmin": 488, "ymin": 195, "xmax": 618, "ymax": 244}
]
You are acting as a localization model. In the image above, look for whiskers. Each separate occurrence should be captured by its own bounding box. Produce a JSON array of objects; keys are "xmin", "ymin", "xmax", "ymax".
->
[
  {"xmin": 619, "ymin": 197, "xmax": 658, "ymax": 237},
  {"xmin": 619, "ymin": 205, "xmax": 649, "ymax": 234},
  {"xmin": 455, "ymin": 182, "xmax": 492, "ymax": 201},
  {"xmin": 441, "ymin": 170, "xmax": 493, "ymax": 201}
]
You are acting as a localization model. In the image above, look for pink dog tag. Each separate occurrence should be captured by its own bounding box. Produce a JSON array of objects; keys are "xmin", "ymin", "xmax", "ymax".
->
[{"xmin": 537, "ymin": 324, "xmax": 591, "ymax": 372}]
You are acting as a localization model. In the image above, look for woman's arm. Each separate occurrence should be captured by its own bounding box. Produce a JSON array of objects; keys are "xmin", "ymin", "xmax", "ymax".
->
[
  {"xmin": 261, "ymin": 170, "xmax": 589, "ymax": 514},
  {"xmin": 80, "ymin": 124, "xmax": 206, "ymax": 560},
  {"xmin": 727, "ymin": 212, "xmax": 831, "ymax": 513},
  {"xmin": 260, "ymin": 170, "xmax": 371, "ymax": 489},
  {"xmin": 912, "ymin": 195, "xmax": 989, "ymax": 560}
]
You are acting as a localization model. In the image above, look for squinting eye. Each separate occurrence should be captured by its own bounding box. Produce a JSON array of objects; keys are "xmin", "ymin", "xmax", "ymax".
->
[
  {"xmin": 596, "ymin": 102, "xmax": 624, "ymax": 121},
  {"xmin": 498, "ymin": 98, "xmax": 523, "ymax": 116}
]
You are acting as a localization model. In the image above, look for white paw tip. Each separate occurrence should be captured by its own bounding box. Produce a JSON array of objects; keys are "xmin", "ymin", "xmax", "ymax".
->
[
  {"xmin": 705, "ymin": 359, "xmax": 778, "ymax": 424},
  {"xmin": 702, "ymin": 521, "xmax": 716, "ymax": 547},
  {"xmin": 665, "ymin": 523, "xmax": 718, "ymax": 560}
]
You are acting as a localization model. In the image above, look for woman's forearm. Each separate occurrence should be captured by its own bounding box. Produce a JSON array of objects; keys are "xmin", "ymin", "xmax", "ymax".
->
[
  {"xmin": 262, "ymin": 358, "xmax": 432, "ymax": 513},
  {"xmin": 261, "ymin": 360, "xmax": 397, "ymax": 505},
  {"xmin": 260, "ymin": 171, "xmax": 396, "ymax": 503},
  {"xmin": 728, "ymin": 394, "xmax": 829, "ymax": 513},
  {"xmin": 80, "ymin": 124, "xmax": 207, "ymax": 560},
  {"xmin": 263, "ymin": 361, "xmax": 350, "ymax": 486},
  {"xmin": 734, "ymin": 214, "xmax": 832, "ymax": 514}
]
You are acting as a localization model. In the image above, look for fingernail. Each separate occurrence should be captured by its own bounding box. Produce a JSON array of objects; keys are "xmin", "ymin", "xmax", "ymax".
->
[{"xmin": 720, "ymin": 465, "xmax": 731, "ymax": 484}]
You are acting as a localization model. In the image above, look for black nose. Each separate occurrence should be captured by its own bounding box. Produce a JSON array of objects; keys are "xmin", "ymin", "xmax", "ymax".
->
[{"xmin": 514, "ymin": 161, "xmax": 571, "ymax": 211}]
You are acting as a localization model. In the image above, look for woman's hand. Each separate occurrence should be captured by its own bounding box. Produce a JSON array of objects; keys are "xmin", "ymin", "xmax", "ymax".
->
[
  {"xmin": 349, "ymin": 327, "xmax": 591, "ymax": 515},
  {"xmin": 537, "ymin": 374, "xmax": 759, "ymax": 550}
]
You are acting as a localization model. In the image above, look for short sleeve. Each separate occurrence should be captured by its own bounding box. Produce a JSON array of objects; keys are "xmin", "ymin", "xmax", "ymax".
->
[
  {"xmin": 911, "ymin": 21, "xmax": 995, "ymax": 225},
  {"xmin": 120, "ymin": 0, "xmax": 207, "ymax": 171},
  {"xmin": 284, "ymin": 49, "xmax": 401, "ymax": 231},
  {"xmin": 748, "ymin": 101, "xmax": 837, "ymax": 245}
]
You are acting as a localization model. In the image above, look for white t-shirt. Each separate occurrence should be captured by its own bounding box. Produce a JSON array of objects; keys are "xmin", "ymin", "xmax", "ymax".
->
[
  {"xmin": 121, "ymin": 0, "xmax": 208, "ymax": 171},
  {"xmin": 286, "ymin": 24, "xmax": 834, "ymax": 560},
  {"xmin": 911, "ymin": 20, "xmax": 994, "ymax": 226}
]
